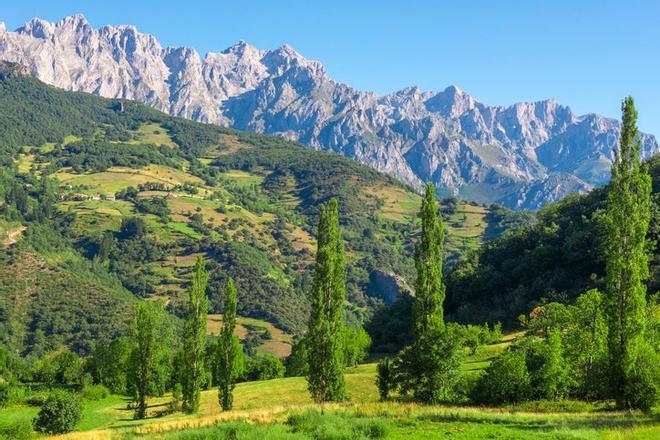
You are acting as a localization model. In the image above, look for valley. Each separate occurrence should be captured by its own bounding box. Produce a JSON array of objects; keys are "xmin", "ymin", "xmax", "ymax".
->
[{"xmin": 0, "ymin": 49, "xmax": 658, "ymax": 439}]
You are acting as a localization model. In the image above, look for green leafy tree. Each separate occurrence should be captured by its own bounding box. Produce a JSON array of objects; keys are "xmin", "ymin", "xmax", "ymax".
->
[
  {"xmin": 342, "ymin": 327, "xmax": 371, "ymax": 367},
  {"xmin": 604, "ymin": 97, "xmax": 655, "ymax": 409},
  {"xmin": 463, "ymin": 324, "xmax": 485, "ymax": 355},
  {"xmin": 396, "ymin": 183, "xmax": 462, "ymax": 403},
  {"xmin": 127, "ymin": 301, "xmax": 172, "ymax": 419},
  {"xmin": 181, "ymin": 256, "xmax": 209, "ymax": 414},
  {"xmin": 414, "ymin": 183, "xmax": 446, "ymax": 334},
  {"xmin": 566, "ymin": 289, "xmax": 609, "ymax": 399},
  {"xmin": 217, "ymin": 279, "xmax": 241, "ymax": 410},
  {"xmin": 53, "ymin": 350, "xmax": 82, "ymax": 385},
  {"xmin": 87, "ymin": 337, "xmax": 131, "ymax": 394},
  {"xmin": 306, "ymin": 198, "xmax": 347, "ymax": 403},
  {"xmin": 245, "ymin": 354, "xmax": 285, "ymax": 381},
  {"xmin": 534, "ymin": 328, "xmax": 571, "ymax": 400}
]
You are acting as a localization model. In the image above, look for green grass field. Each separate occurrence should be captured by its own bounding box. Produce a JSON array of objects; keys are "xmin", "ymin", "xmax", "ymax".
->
[
  {"xmin": 3, "ymin": 340, "xmax": 656, "ymax": 439},
  {"xmin": 127, "ymin": 123, "xmax": 178, "ymax": 148}
]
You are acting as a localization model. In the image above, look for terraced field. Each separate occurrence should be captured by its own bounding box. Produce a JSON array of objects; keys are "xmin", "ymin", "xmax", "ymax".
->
[{"xmin": 207, "ymin": 314, "xmax": 293, "ymax": 357}]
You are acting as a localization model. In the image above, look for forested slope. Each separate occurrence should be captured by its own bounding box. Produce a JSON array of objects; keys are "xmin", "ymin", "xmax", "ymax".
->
[
  {"xmin": 0, "ymin": 72, "xmax": 520, "ymax": 355},
  {"xmin": 444, "ymin": 155, "xmax": 660, "ymax": 325}
]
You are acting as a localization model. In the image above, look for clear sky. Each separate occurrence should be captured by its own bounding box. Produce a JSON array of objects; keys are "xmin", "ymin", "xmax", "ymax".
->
[{"xmin": 3, "ymin": 0, "xmax": 659, "ymax": 137}]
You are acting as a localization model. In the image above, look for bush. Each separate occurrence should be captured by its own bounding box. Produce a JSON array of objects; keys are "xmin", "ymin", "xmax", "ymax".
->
[
  {"xmin": 81, "ymin": 384, "xmax": 110, "ymax": 401},
  {"xmin": 0, "ymin": 383, "xmax": 10, "ymax": 408},
  {"xmin": 33, "ymin": 391, "xmax": 82, "ymax": 434},
  {"xmin": 530, "ymin": 329, "xmax": 572, "ymax": 400},
  {"xmin": 0, "ymin": 383, "xmax": 28, "ymax": 407},
  {"xmin": 394, "ymin": 327, "xmax": 463, "ymax": 403},
  {"xmin": 24, "ymin": 391, "xmax": 52, "ymax": 407},
  {"xmin": 243, "ymin": 355, "xmax": 285, "ymax": 381},
  {"xmin": 623, "ymin": 342, "xmax": 660, "ymax": 412},
  {"xmin": 454, "ymin": 373, "xmax": 480, "ymax": 403},
  {"xmin": 472, "ymin": 349, "xmax": 531, "ymax": 405},
  {"xmin": 376, "ymin": 358, "xmax": 392, "ymax": 401}
]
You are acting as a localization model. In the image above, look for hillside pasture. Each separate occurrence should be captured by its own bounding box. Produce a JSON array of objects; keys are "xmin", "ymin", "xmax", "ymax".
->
[{"xmin": 207, "ymin": 314, "xmax": 293, "ymax": 358}]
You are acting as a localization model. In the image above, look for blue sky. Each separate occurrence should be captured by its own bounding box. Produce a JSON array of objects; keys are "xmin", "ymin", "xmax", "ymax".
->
[{"xmin": 3, "ymin": 0, "xmax": 659, "ymax": 137}]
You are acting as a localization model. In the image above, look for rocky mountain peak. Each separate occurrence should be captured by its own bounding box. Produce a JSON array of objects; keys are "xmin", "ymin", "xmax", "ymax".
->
[
  {"xmin": 425, "ymin": 84, "xmax": 476, "ymax": 118},
  {"xmin": 223, "ymin": 40, "xmax": 260, "ymax": 57},
  {"xmin": 17, "ymin": 17, "xmax": 56, "ymax": 39},
  {"xmin": 0, "ymin": 14, "xmax": 657, "ymax": 210},
  {"xmin": 55, "ymin": 14, "xmax": 92, "ymax": 34}
]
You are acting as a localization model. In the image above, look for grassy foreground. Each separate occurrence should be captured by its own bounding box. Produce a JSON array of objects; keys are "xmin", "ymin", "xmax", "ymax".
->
[{"xmin": 3, "ymin": 344, "xmax": 658, "ymax": 439}]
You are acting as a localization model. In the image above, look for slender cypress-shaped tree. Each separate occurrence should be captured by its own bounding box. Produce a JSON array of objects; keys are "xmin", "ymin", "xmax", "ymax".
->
[
  {"xmin": 395, "ymin": 182, "xmax": 461, "ymax": 403},
  {"xmin": 604, "ymin": 97, "xmax": 653, "ymax": 408},
  {"xmin": 217, "ymin": 278, "xmax": 240, "ymax": 410},
  {"xmin": 127, "ymin": 301, "xmax": 172, "ymax": 419},
  {"xmin": 306, "ymin": 198, "xmax": 347, "ymax": 403},
  {"xmin": 181, "ymin": 256, "xmax": 209, "ymax": 413},
  {"xmin": 413, "ymin": 182, "xmax": 446, "ymax": 337}
]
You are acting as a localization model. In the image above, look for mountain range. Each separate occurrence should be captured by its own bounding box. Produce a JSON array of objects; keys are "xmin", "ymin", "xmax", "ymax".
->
[{"xmin": 0, "ymin": 14, "xmax": 657, "ymax": 209}]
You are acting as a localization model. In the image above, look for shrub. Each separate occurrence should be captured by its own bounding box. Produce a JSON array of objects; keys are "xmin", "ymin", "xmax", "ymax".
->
[
  {"xmin": 33, "ymin": 391, "xmax": 82, "ymax": 434},
  {"xmin": 53, "ymin": 350, "xmax": 82, "ymax": 385},
  {"xmin": 472, "ymin": 349, "xmax": 531, "ymax": 405},
  {"xmin": 462, "ymin": 324, "xmax": 484, "ymax": 355},
  {"xmin": 81, "ymin": 384, "xmax": 110, "ymax": 401},
  {"xmin": 623, "ymin": 342, "xmax": 660, "ymax": 412},
  {"xmin": 454, "ymin": 372, "xmax": 480, "ymax": 403},
  {"xmin": 25, "ymin": 392, "xmax": 49, "ymax": 407},
  {"xmin": 243, "ymin": 355, "xmax": 285, "ymax": 381},
  {"xmin": 506, "ymin": 399, "xmax": 598, "ymax": 413},
  {"xmin": 394, "ymin": 327, "xmax": 463, "ymax": 403},
  {"xmin": 376, "ymin": 358, "xmax": 392, "ymax": 401},
  {"xmin": 0, "ymin": 383, "xmax": 10, "ymax": 408}
]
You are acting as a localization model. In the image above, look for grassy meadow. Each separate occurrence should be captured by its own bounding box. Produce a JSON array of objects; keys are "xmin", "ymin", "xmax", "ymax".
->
[{"xmin": 3, "ymin": 340, "xmax": 657, "ymax": 439}]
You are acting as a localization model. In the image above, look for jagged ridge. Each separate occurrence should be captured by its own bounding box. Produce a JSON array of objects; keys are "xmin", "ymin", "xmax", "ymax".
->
[{"xmin": 0, "ymin": 14, "xmax": 657, "ymax": 209}]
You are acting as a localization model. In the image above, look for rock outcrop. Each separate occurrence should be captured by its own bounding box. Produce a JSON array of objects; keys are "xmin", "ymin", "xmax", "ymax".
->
[{"xmin": 1, "ymin": 15, "xmax": 657, "ymax": 209}]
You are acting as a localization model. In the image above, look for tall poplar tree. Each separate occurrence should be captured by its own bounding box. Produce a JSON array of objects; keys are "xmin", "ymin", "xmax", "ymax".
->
[
  {"xmin": 127, "ymin": 301, "xmax": 172, "ymax": 419},
  {"xmin": 604, "ymin": 97, "xmax": 653, "ymax": 408},
  {"xmin": 217, "ymin": 278, "xmax": 241, "ymax": 410},
  {"xmin": 181, "ymin": 256, "xmax": 209, "ymax": 413},
  {"xmin": 413, "ymin": 182, "xmax": 446, "ymax": 336},
  {"xmin": 396, "ymin": 182, "xmax": 461, "ymax": 403},
  {"xmin": 306, "ymin": 198, "xmax": 347, "ymax": 403}
]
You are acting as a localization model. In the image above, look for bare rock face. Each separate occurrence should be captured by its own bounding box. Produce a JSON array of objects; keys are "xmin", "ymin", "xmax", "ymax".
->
[
  {"xmin": 368, "ymin": 270, "xmax": 414, "ymax": 304},
  {"xmin": 1, "ymin": 15, "xmax": 657, "ymax": 209},
  {"xmin": 0, "ymin": 60, "xmax": 30, "ymax": 79}
]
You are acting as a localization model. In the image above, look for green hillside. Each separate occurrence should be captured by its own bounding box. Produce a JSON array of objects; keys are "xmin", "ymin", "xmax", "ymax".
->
[
  {"xmin": 444, "ymin": 154, "xmax": 660, "ymax": 325},
  {"xmin": 0, "ymin": 75, "xmax": 518, "ymax": 355}
]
